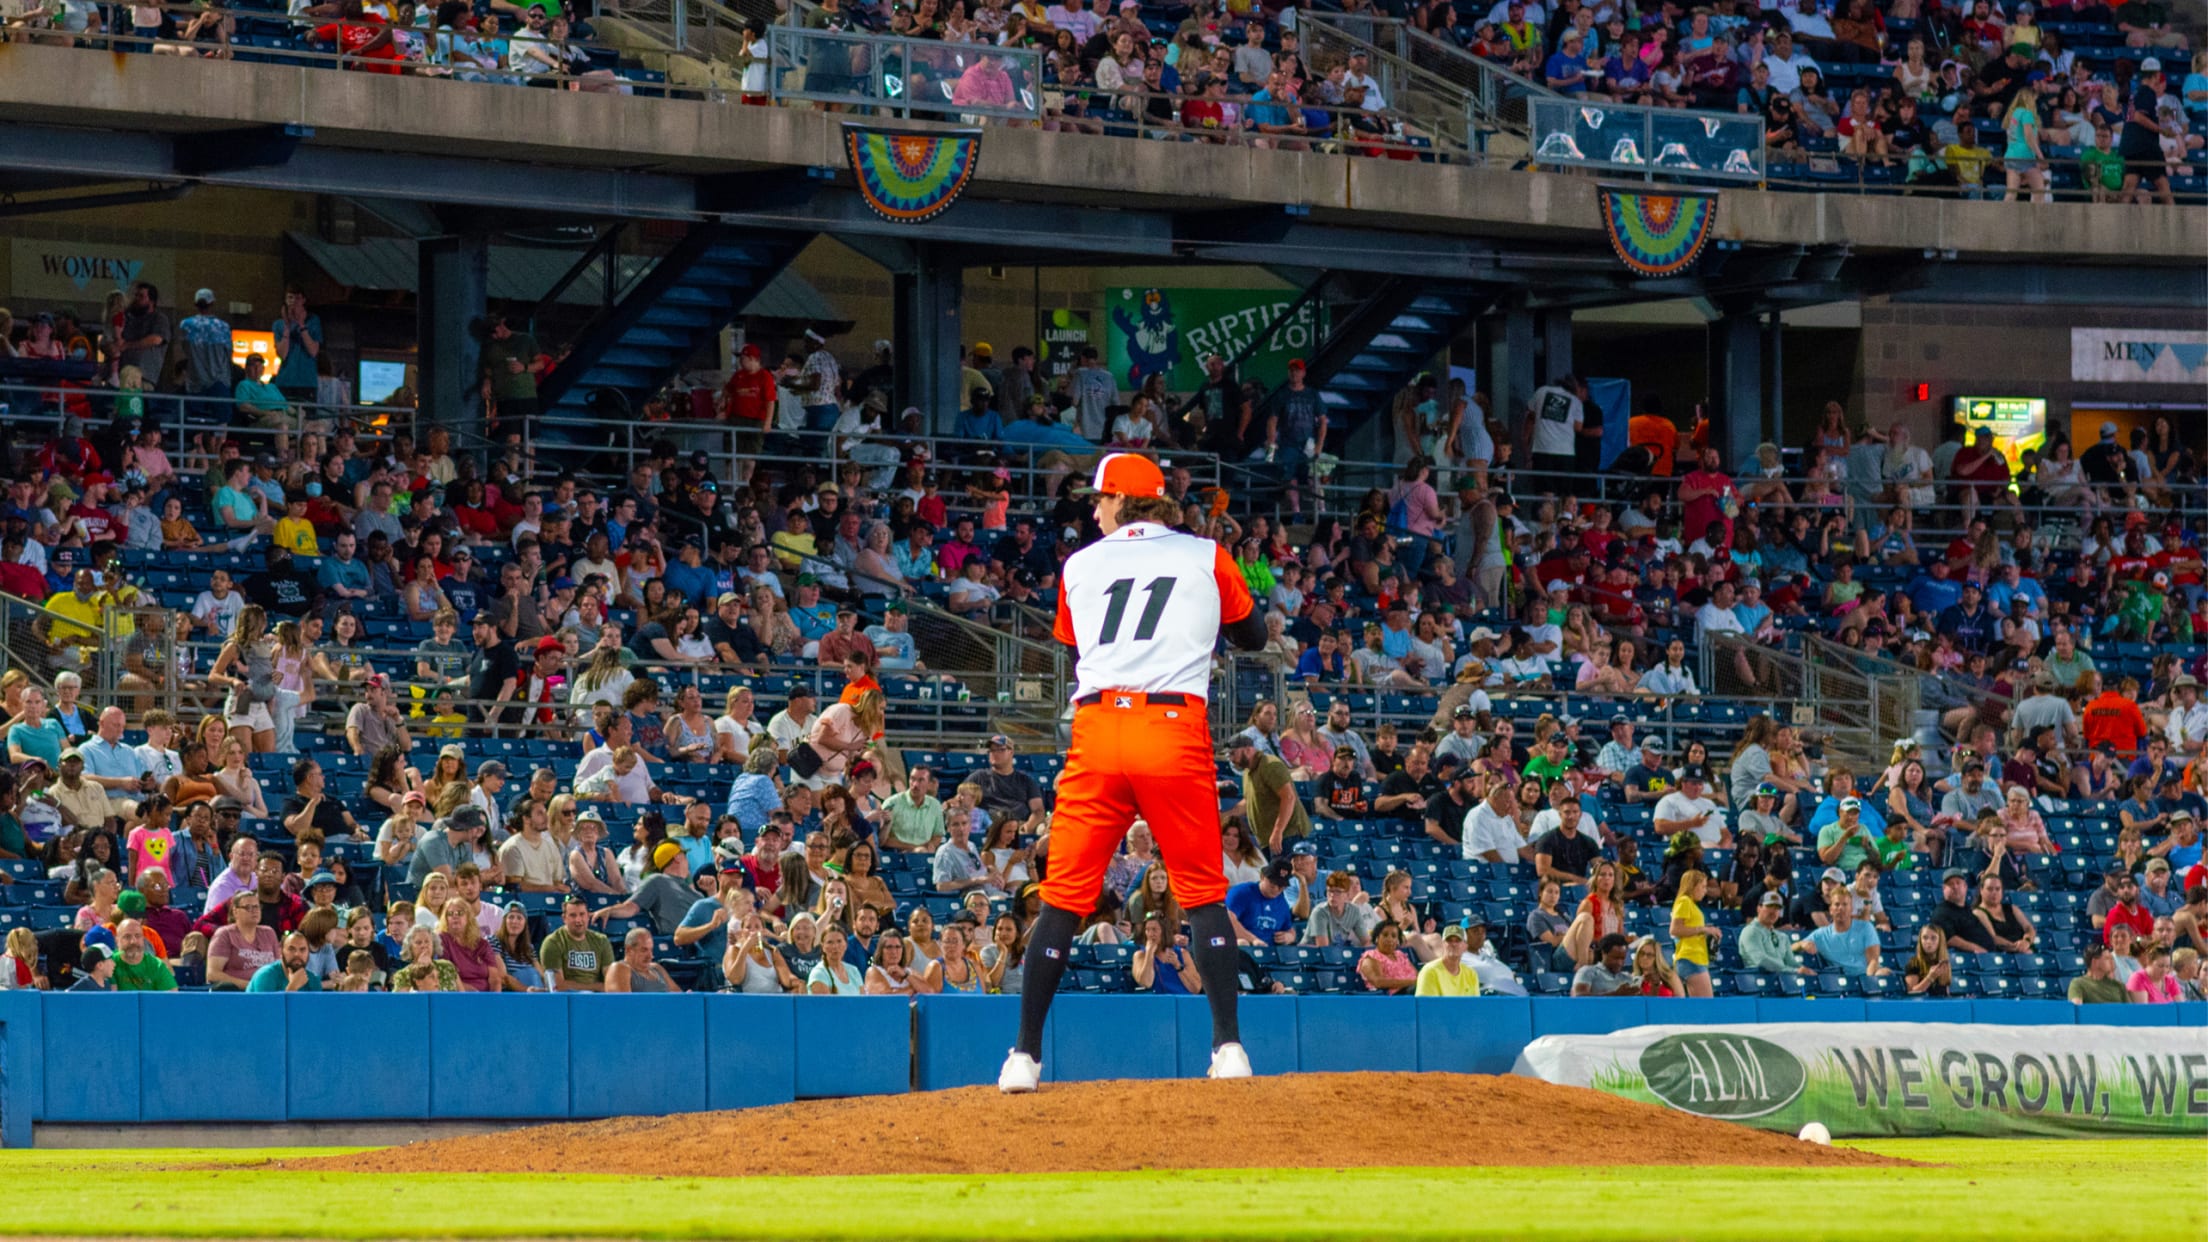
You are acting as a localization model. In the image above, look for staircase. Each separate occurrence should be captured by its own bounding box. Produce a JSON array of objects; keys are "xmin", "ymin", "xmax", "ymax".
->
[
  {"xmin": 1303, "ymin": 279, "xmax": 1491, "ymax": 429},
  {"xmin": 536, "ymin": 224, "xmax": 812, "ymax": 424},
  {"xmin": 1296, "ymin": 13, "xmax": 1551, "ymax": 162}
]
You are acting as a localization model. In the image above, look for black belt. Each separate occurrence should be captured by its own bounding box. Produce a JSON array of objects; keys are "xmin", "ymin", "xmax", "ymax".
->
[{"xmin": 1074, "ymin": 691, "xmax": 1192, "ymax": 707}]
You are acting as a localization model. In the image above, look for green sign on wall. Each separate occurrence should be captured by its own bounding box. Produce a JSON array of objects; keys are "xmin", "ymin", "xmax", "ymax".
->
[{"xmin": 1103, "ymin": 286, "xmax": 1327, "ymax": 393}]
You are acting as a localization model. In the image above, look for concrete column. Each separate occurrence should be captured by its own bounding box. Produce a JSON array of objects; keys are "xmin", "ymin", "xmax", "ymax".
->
[
  {"xmin": 1537, "ymin": 309, "xmax": 1574, "ymax": 385},
  {"xmin": 1486, "ymin": 306, "xmax": 1535, "ymax": 453},
  {"xmin": 1764, "ymin": 309, "xmax": 1785, "ymax": 446},
  {"xmin": 1708, "ymin": 307, "xmax": 1763, "ymax": 468},
  {"xmin": 417, "ymin": 233, "xmax": 488, "ymax": 444},
  {"xmin": 894, "ymin": 245, "xmax": 963, "ymax": 431}
]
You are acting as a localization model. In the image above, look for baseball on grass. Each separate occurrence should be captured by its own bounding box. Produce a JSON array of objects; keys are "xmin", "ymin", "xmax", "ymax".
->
[{"xmin": 1797, "ymin": 1122, "xmax": 1832, "ymax": 1146}]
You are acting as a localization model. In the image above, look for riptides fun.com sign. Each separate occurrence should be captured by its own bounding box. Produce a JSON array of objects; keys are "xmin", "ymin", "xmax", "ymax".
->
[{"xmin": 1516, "ymin": 1023, "xmax": 2208, "ymax": 1138}]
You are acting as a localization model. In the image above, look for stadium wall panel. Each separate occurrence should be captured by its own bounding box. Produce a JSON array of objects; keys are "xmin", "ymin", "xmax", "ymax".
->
[
  {"xmin": 704, "ymin": 995, "xmax": 799, "ymax": 1110},
  {"xmin": 1981, "ymin": 1000, "xmax": 2077, "ymax": 1026},
  {"xmin": 1415, "ymin": 996, "xmax": 1531, "ymax": 1074},
  {"xmin": 1296, "ymin": 997, "xmax": 1419, "ymax": 1072},
  {"xmin": 913, "ymin": 995, "xmax": 1020, "ymax": 1091},
  {"xmin": 141, "ymin": 993, "xmax": 287, "ymax": 1123},
  {"xmin": 3, "ymin": 996, "xmax": 2200, "ymax": 1144},
  {"xmin": 796, "ymin": 996, "xmax": 909, "ymax": 1097},
  {"xmin": 1175, "ymin": 994, "xmax": 1298, "ymax": 1078},
  {"xmin": 571, "ymin": 994, "xmax": 710, "ymax": 1119},
  {"xmin": 1051, "ymin": 995, "xmax": 1176, "ymax": 1083},
  {"xmin": 287, "ymin": 993, "xmax": 431, "ymax": 1120}
]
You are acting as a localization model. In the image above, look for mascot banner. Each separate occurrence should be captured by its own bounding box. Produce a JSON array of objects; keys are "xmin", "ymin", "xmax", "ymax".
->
[
  {"xmin": 1597, "ymin": 188, "xmax": 1718, "ymax": 278},
  {"xmin": 1516, "ymin": 1023, "xmax": 2208, "ymax": 1138},
  {"xmin": 1104, "ymin": 287, "xmax": 1327, "ymax": 392},
  {"xmin": 843, "ymin": 124, "xmax": 982, "ymax": 224}
]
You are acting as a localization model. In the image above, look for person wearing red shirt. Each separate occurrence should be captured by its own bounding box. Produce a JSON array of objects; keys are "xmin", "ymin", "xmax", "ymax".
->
[
  {"xmin": 2081, "ymin": 676, "xmax": 2151, "ymax": 756},
  {"xmin": 719, "ymin": 344, "xmax": 777, "ymax": 476},
  {"xmin": 2100, "ymin": 876, "xmax": 2157, "ymax": 946},
  {"xmin": 1180, "ymin": 72, "xmax": 1229, "ymax": 134},
  {"xmin": 313, "ymin": 1, "xmax": 400, "ymax": 76},
  {"xmin": 0, "ymin": 534, "xmax": 47, "ymax": 601}
]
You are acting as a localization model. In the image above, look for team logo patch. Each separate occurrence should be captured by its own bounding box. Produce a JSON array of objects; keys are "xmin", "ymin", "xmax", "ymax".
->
[
  {"xmin": 1208, "ymin": 936, "xmax": 1227, "ymax": 947},
  {"xmin": 1114, "ymin": 695, "xmax": 1133, "ymax": 709},
  {"xmin": 1043, "ymin": 947, "xmax": 1062, "ymax": 960}
]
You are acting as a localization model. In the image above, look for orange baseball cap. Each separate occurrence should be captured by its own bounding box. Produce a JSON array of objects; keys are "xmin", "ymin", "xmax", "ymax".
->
[{"xmin": 1078, "ymin": 452, "xmax": 1166, "ymax": 499}]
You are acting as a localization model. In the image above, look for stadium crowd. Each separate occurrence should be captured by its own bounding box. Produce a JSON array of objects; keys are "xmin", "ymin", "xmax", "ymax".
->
[
  {"xmin": 1, "ymin": 278, "xmax": 2206, "ymax": 1009},
  {"xmin": 6, "ymin": 0, "xmax": 2204, "ymax": 194}
]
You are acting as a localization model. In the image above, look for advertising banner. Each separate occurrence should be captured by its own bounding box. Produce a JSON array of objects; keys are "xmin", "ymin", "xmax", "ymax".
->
[
  {"xmin": 1515, "ymin": 1023, "xmax": 2208, "ymax": 1138},
  {"xmin": 2069, "ymin": 328, "xmax": 2208, "ymax": 385},
  {"xmin": 1039, "ymin": 308, "xmax": 1090, "ymax": 385},
  {"xmin": 1103, "ymin": 286, "xmax": 1326, "ymax": 392}
]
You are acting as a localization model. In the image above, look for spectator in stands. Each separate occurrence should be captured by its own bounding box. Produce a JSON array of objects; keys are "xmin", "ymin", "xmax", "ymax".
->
[
  {"xmin": 1572, "ymin": 932, "xmax": 1637, "ymax": 997},
  {"xmin": 1793, "ymin": 890, "xmax": 1888, "ymax": 979},
  {"xmin": 1739, "ymin": 892, "xmax": 1801, "ymax": 974},
  {"xmin": 1412, "ymin": 922, "xmax": 1481, "ymax": 997},
  {"xmin": 1902, "ymin": 925, "xmax": 1952, "ymax": 998},
  {"xmin": 2101, "ymin": 870, "xmax": 2157, "ymax": 944},
  {"xmin": 1131, "ymin": 914, "xmax": 1200, "ymax": 994},
  {"xmin": 2069, "ymin": 941, "xmax": 2130, "ymax": 1004},
  {"xmin": 1357, "ymin": 921, "xmax": 1420, "ymax": 994},
  {"xmin": 1973, "ymin": 874, "xmax": 2039, "ymax": 954},
  {"xmin": 1227, "ymin": 734, "xmax": 1308, "ymax": 855},
  {"xmin": 1461, "ymin": 778, "xmax": 1529, "ymax": 864},
  {"xmin": 283, "ymin": 758, "xmax": 362, "ymax": 843},
  {"xmin": 1225, "ymin": 859, "xmax": 1298, "ymax": 946},
  {"xmin": 590, "ymin": 842, "xmax": 699, "ymax": 936},
  {"xmin": 975, "ymin": 734, "xmax": 1045, "ymax": 831},
  {"xmin": 602, "ymin": 925, "xmax": 674, "ymax": 993},
  {"xmin": 205, "ymin": 891, "xmax": 277, "ymax": 990}
]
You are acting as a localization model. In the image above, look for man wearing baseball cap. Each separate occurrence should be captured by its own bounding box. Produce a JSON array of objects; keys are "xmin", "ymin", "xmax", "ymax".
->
[
  {"xmin": 1000, "ymin": 450, "xmax": 1269, "ymax": 1093},
  {"xmin": 590, "ymin": 842, "xmax": 698, "ymax": 936},
  {"xmin": 1623, "ymin": 734, "xmax": 1672, "ymax": 803},
  {"xmin": 2118, "ymin": 57, "xmax": 2176, "ymax": 206},
  {"xmin": 1655, "ymin": 763, "xmax": 1728, "ymax": 849},
  {"xmin": 719, "ymin": 342, "xmax": 776, "ymax": 477},
  {"xmin": 1275, "ymin": 357, "xmax": 1326, "ymax": 518},
  {"xmin": 1414, "ymin": 922, "xmax": 1482, "ymax": 996},
  {"xmin": 178, "ymin": 287, "xmax": 234, "ymax": 413}
]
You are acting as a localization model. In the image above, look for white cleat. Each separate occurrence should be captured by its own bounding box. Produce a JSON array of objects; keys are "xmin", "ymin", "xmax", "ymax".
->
[
  {"xmin": 997, "ymin": 1049, "xmax": 1042, "ymax": 1094},
  {"xmin": 1207, "ymin": 1042, "xmax": 1253, "ymax": 1080}
]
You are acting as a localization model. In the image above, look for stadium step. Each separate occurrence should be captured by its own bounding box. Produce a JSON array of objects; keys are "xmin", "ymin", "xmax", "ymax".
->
[{"xmin": 534, "ymin": 222, "xmax": 815, "ymax": 423}]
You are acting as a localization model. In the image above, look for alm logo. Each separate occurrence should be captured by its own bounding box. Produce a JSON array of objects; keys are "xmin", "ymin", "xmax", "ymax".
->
[
  {"xmin": 1638, "ymin": 1033, "xmax": 1806, "ymax": 1119},
  {"xmin": 39, "ymin": 253, "xmax": 144, "ymax": 294}
]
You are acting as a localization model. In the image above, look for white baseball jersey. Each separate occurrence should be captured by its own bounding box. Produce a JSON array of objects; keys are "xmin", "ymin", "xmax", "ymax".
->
[{"xmin": 1053, "ymin": 522, "xmax": 1254, "ymax": 702}]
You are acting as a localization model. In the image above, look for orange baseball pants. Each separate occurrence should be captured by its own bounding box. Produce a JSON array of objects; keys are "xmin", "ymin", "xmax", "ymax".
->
[{"xmin": 1040, "ymin": 694, "xmax": 1226, "ymax": 915}]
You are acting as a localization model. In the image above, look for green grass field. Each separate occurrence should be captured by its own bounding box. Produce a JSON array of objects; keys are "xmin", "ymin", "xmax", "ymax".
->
[{"xmin": 0, "ymin": 1140, "xmax": 2197, "ymax": 1240}]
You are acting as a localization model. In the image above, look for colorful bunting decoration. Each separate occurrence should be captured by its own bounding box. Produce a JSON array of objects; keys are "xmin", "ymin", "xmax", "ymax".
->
[
  {"xmin": 843, "ymin": 124, "xmax": 982, "ymax": 224},
  {"xmin": 1598, "ymin": 189, "xmax": 1720, "ymax": 278}
]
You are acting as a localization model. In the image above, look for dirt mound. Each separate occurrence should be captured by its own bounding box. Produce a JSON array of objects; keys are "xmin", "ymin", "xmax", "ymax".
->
[{"xmin": 283, "ymin": 1073, "xmax": 1904, "ymax": 1177}]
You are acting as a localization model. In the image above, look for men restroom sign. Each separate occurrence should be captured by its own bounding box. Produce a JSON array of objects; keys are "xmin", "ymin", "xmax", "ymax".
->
[{"xmin": 2070, "ymin": 329, "xmax": 2208, "ymax": 385}]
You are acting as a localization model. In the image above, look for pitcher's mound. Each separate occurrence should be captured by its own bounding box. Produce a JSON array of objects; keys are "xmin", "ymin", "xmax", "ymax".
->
[{"xmin": 286, "ymin": 1073, "xmax": 1903, "ymax": 1177}]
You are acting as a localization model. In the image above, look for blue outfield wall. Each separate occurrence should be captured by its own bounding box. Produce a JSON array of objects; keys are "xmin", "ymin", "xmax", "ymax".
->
[{"xmin": 0, "ymin": 992, "xmax": 2196, "ymax": 1146}]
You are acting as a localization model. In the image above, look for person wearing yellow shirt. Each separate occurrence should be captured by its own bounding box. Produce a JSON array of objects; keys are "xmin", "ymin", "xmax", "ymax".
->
[
  {"xmin": 41, "ymin": 569, "xmax": 108, "ymax": 658},
  {"xmin": 1940, "ymin": 122, "xmax": 1995, "ymax": 200},
  {"xmin": 272, "ymin": 494, "xmax": 322, "ymax": 558},
  {"xmin": 1669, "ymin": 868, "xmax": 1720, "ymax": 998},
  {"xmin": 1413, "ymin": 923, "xmax": 1484, "ymax": 997}
]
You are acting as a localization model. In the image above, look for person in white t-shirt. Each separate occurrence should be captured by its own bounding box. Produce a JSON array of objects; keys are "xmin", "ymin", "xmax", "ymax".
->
[
  {"xmin": 1462, "ymin": 782, "xmax": 1531, "ymax": 863},
  {"xmin": 1654, "ymin": 765, "xmax": 1730, "ymax": 848},
  {"xmin": 1525, "ymin": 376, "xmax": 1595, "ymax": 495}
]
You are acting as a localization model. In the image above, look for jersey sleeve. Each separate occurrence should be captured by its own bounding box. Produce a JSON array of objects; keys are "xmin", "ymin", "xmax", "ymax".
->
[
  {"xmin": 1052, "ymin": 583, "xmax": 1077, "ymax": 647},
  {"xmin": 1212, "ymin": 543, "xmax": 1256, "ymax": 624}
]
